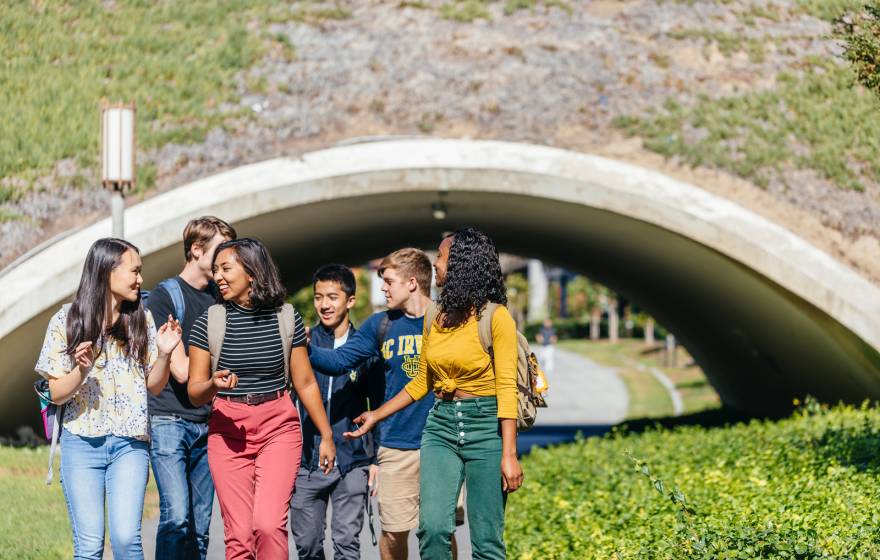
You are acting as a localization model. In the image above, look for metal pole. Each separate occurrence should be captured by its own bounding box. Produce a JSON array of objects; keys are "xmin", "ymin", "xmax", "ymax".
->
[
  {"xmin": 665, "ymin": 333, "xmax": 677, "ymax": 368},
  {"xmin": 111, "ymin": 189, "xmax": 125, "ymax": 239}
]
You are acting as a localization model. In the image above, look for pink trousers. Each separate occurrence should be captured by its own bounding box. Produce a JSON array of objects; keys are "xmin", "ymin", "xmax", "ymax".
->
[{"xmin": 208, "ymin": 393, "xmax": 302, "ymax": 560}]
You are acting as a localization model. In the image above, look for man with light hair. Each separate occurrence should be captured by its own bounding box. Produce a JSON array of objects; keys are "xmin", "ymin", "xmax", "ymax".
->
[{"xmin": 308, "ymin": 248, "xmax": 462, "ymax": 560}]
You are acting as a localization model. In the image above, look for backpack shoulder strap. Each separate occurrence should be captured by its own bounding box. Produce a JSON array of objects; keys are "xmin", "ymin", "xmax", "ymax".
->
[
  {"xmin": 277, "ymin": 303, "xmax": 296, "ymax": 385},
  {"xmin": 46, "ymin": 304, "xmax": 72, "ymax": 485},
  {"xmin": 424, "ymin": 302, "xmax": 439, "ymax": 337},
  {"xmin": 375, "ymin": 311, "xmax": 391, "ymax": 350},
  {"xmin": 477, "ymin": 303, "xmax": 501, "ymax": 356},
  {"xmin": 207, "ymin": 304, "xmax": 227, "ymax": 373},
  {"xmin": 157, "ymin": 278, "xmax": 186, "ymax": 321},
  {"xmin": 45, "ymin": 405, "xmax": 62, "ymax": 485}
]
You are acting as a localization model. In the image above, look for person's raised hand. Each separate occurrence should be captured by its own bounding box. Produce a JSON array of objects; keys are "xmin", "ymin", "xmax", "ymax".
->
[
  {"xmin": 74, "ymin": 341, "xmax": 95, "ymax": 371},
  {"xmin": 156, "ymin": 315, "xmax": 183, "ymax": 356},
  {"xmin": 211, "ymin": 369, "xmax": 239, "ymax": 390},
  {"xmin": 343, "ymin": 411, "xmax": 377, "ymax": 440}
]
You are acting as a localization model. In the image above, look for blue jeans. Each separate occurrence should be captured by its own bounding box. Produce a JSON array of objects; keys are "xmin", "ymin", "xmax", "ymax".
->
[
  {"xmin": 60, "ymin": 431, "xmax": 150, "ymax": 560},
  {"xmin": 149, "ymin": 415, "xmax": 214, "ymax": 560}
]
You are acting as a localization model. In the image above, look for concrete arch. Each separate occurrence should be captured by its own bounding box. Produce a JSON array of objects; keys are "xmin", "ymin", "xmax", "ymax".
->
[{"xmin": 2, "ymin": 138, "xmax": 879, "ymax": 433}]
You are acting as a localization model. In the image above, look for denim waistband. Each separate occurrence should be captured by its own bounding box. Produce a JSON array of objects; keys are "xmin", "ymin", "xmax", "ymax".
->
[{"xmin": 433, "ymin": 395, "xmax": 497, "ymax": 412}]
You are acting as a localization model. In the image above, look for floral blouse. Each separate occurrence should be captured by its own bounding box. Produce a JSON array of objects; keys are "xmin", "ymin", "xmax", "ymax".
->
[{"xmin": 34, "ymin": 305, "xmax": 157, "ymax": 441}]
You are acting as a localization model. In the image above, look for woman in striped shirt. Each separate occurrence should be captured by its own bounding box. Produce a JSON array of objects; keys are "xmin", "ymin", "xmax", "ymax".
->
[{"xmin": 187, "ymin": 238, "xmax": 335, "ymax": 559}]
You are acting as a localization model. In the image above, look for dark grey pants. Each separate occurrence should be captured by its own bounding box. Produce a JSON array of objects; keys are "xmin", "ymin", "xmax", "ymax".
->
[{"xmin": 289, "ymin": 465, "xmax": 370, "ymax": 560}]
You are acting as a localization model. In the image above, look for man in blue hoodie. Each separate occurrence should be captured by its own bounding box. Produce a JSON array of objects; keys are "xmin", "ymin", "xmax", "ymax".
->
[
  {"xmin": 308, "ymin": 248, "xmax": 455, "ymax": 560},
  {"xmin": 290, "ymin": 264, "xmax": 383, "ymax": 560}
]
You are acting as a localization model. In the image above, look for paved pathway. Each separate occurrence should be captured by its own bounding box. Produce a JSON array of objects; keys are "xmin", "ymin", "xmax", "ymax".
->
[
  {"xmin": 140, "ymin": 347, "xmax": 626, "ymax": 559},
  {"xmin": 536, "ymin": 348, "xmax": 628, "ymax": 426}
]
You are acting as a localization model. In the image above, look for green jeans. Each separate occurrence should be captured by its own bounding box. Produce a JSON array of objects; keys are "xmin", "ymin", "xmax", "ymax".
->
[{"xmin": 418, "ymin": 396, "xmax": 506, "ymax": 560}]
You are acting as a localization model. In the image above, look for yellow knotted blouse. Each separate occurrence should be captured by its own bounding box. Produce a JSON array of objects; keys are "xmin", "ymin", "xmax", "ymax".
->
[{"xmin": 404, "ymin": 305, "xmax": 518, "ymax": 419}]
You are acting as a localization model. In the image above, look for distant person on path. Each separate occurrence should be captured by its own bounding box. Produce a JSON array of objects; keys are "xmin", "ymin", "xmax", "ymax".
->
[
  {"xmin": 186, "ymin": 238, "xmax": 336, "ymax": 559},
  {"xmin": 536, "ymin": 317, "xmax": 558, "ymax": 375},
  {"xmin": 289, "ymin": 264, "xmax": 383, "ymax": 560},
  {"xmin": 307, "ymin": 248, "xmax": 463, "ymax": 560},
  {"xmin": 345, "ymin": 228, "xmax": 523, "ymax": 560},
  {"xmin": 35, "ymin": 238, "xmax": 182, "ymax": 559},
  {"xmin": 144, "ymin": 216, "xmax": 236, "ymax": 560}
]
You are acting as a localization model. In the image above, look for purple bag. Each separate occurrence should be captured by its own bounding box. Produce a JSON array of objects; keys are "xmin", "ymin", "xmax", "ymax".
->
[{"xmin": 33, "ymin": 379, "xmax": 63, "ymax": 484}]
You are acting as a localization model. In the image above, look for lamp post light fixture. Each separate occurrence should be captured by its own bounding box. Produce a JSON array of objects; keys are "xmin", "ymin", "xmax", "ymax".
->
[
  {"xmin": 431, "ymin": 202, "xmax": 447, "ymax": 221},
  {"xmin": 100, "ymin": 101, "xmax": 136, "ymax": 239}
]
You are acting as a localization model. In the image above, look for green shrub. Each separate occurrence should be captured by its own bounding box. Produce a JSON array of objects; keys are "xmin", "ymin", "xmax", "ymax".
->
[
  {"xmin": 837, "ymin": 2, "xmax": 880, "ymax": 99},
  {"xmin": 523, "ymin": 317, "xmax": 668, "ymax": 342},
  {"xmin": 506, "ymin": 399, "xmax": 880, "ymax": 558}
]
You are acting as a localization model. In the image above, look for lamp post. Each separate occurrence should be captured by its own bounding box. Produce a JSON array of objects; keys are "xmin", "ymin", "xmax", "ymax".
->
[{"xmin": 100, "ymin": 101, "xmax": 136, "ymax": 238}]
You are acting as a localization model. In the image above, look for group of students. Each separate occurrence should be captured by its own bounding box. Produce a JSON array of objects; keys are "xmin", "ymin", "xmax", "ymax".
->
[{"xmin": 36, "ymin": 215, "xmax": 523, "ymax": 560}]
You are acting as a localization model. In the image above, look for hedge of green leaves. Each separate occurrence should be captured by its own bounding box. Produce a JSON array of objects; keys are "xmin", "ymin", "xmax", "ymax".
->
[
  {"xmin": 522, "ymin": 318, "xmax": 668, "ymax": 343},
  {"xmin": 837, "ymin": 2, "xmax": 880, "ymax": 100},
  {"xmin": 506, "ymin": 399, "xmax": 880, "ymax": 559}
]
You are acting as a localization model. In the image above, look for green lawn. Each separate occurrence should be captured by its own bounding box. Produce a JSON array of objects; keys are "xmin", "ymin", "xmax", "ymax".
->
[
  {"xmin": 559, "ymin": 338, "xmax": 720, "ymax": 419},
  {"xmin": 0, "ymin": 446, "xmax": 158, "ymax": 559}
]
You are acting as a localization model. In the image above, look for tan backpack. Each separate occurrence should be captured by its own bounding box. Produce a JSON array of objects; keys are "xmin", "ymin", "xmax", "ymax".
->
[
  {"xmin": 425, "ymin": 302, "xmax": 548, "ymax": 431},
  {"xmin": 206, "ymin": 303, "xmax": 297, "ymax": 384}
]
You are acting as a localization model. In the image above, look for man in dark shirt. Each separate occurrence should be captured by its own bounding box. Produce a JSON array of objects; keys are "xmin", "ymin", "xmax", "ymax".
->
[
  {"xmin": 290, "ymin": 264, "xmax": 383, "ymax": 560},
  {"xmin": 145, "ymin": 216, "xmax": 236, "ymax": 560}
]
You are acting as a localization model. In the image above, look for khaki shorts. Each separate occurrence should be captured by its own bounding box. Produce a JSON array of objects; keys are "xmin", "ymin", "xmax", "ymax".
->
[{"xmin": 377, "ymin": 447, "xmax": 465, "ymax": 533}]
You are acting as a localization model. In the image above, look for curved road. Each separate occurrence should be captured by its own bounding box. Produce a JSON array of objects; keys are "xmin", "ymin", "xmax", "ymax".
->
[{"xmin": 138, "ymin": 348, "xmax": 627, "ymax": 559}]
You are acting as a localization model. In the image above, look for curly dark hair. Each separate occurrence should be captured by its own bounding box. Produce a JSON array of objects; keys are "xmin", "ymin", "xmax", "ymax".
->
[{"xmin": 438, "ymin": 227, "xmax": 507, "ymax": 328}]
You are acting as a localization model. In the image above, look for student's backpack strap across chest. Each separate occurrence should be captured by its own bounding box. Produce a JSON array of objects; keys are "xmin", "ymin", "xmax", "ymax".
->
[
  {"xmin": 424, "ymin": 302, "xmax": 439, "ymax": 337},
  {"xmin": 375, "ymin": 311, "xmax": 392, "ymax": 350},
  {"xmin": 277, "ymin": 303, "xmax": 296, "ymax": 385},
  {"xmin": 476, "ymin": 303, "xmax": 500, "ymax": 356},
  {"xmin": 157, "ymin": 278, "xmax": 186, "ymax": 322},
  {"xmin": 206, "ymin": 303, "xmax": 296, "ymax": 385},
  {"xmin": 206, "ymin": 304, "xmax": 227, "ymax": 374}
]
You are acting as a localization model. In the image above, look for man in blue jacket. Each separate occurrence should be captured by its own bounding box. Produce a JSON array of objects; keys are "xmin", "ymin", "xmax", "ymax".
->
[
  {"xmin": 308, "ymin": 249, "xmax": 461, "ymax": 560},
  {"xmin": 291, "ymin": 264, "xmax": 383, "ymax": 560}
]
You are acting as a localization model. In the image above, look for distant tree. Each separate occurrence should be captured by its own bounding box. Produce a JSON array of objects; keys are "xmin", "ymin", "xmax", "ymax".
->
[
  {"xmin": 505, "ymin": 272, "xmax": 529, "ymax": 328},
  {"xmin": 350, "ymin": 267, "xmax": 374, "ymax": 325}
]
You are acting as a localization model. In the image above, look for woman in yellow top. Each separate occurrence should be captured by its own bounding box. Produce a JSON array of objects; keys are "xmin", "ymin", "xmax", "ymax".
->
[{"xmin": 346, "ymin": 227, "xmax": 522, "ymax": 560}]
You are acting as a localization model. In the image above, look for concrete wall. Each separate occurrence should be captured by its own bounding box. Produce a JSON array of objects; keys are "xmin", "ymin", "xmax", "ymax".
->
[{"xmin": 2, "ymin": 139, "xmax": 879, "ymax": 433}]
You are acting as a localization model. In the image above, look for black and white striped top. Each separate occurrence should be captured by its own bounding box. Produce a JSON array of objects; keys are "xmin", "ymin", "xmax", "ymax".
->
[{"xmin": 190, "ymin": 302, "xmax": 307, "ymax": 396}]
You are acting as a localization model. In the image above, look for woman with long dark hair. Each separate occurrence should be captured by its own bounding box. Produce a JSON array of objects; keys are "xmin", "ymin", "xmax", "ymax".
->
[
  {"xmin": 35, "ymin": 237, "xmax": 182, "ymax": 559},
  {"xmin": 345, "ymin": 227, "xmax": 522, "ymax": 559},
  {"xmin": 187, "ymin": 238, "xmax": 335, "ymax": 559}
]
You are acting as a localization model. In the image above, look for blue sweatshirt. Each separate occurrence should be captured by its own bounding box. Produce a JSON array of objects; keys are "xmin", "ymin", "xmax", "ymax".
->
[
  {"xmin": 308, "ymin": 309, "xmax": 434, "ymax": 450},
  {"xmin": 296, "ymin": 321, "xmax": 383, "ymax": 475}
]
